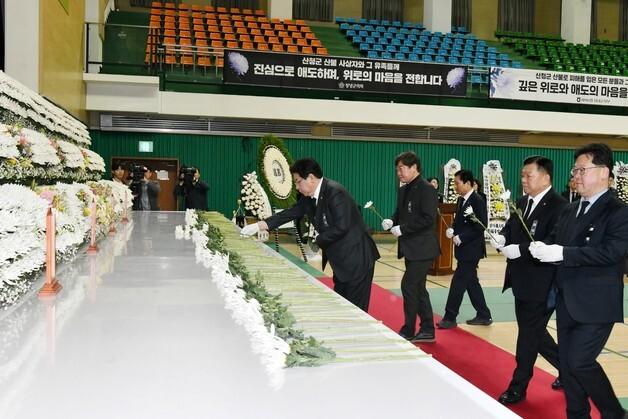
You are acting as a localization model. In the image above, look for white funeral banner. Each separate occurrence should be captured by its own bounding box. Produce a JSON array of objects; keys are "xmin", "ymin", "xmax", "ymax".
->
[{"xmin": 489, "ymin": 67, "xmax": 628, "ymax": 107}]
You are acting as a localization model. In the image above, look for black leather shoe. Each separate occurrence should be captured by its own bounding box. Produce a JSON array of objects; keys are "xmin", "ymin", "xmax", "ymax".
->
[
  {"xmin": 411, "ymin": 331, "xmax": 435, "ymax": 343},
  {"xmin": 398, "ymin": 330, "xmax": 414, "ymax": 340},
  {"xmin": 551, "ymin": 377, "xmax": 563, "ymax": 390},
  {"xmin": 466, "ymin": 316, "xmax": 493, "ymax": 326},
  {"xmin": 498, "ymin": 389, "xmax": 526, "ymax": 405},
  {"xmin": 437, "ymin": 319, "xmax": 457, "ymax": 329}
]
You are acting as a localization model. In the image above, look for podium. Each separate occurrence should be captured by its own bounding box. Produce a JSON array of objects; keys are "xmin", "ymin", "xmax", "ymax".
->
[{"xmin": 429, "ymin": 203, "xmax": 456, "ymax": 275}]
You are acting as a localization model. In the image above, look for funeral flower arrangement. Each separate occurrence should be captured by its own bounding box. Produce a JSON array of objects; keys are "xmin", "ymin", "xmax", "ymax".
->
[
  {"xmin": 613, "ymin": 161, "xmax": 628, "ymax": 204},
  {"xmin": 443, "ymin": 158, "xmax": 461, "ymax": 204},
  {"xmin": 483, "ymin": 160, "xmax": 510, "ymax": 237},
  {"xmin": 0, "ymin": 181, "xmax": 132, "ymax": 308},
  {"xmin": 178, "ymin": 210, "xmax": 335, "ymax": 385},
  {"xmin": 257, "ymin": 135, "xmax": 297, "ymax": 209},
  {"xmin": 240, "ymin": 171, "xmax": 273, "ymax": 219}
]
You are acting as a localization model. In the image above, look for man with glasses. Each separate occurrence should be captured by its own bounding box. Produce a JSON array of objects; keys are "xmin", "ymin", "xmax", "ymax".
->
[
  {"xmin": 490, "ymin": 156, "xmax": 567, "ymax": 405},
  {"xmin": 530, "ymin": 143, "xmax": 628, "ymax": 419}
]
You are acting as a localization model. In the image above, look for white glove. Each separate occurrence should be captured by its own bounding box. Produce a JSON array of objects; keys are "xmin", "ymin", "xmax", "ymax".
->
[
  {"xmin": 391, "ymin": 225, "xmax": 402, "ymax": 237},
  {"xmin": 500, "ymin": 244, "xmax": 521, "ymax": 260},
  {"xmin": 530, "ymin": 242, "xmax": 564, "ymax": 262},
  {"xmin": 490, "ymin": 234, "xmax": 506, "ymax": 249},
  {"xmin": 240, "ymin": 223, "xmax": 260, "ymax": 236},
  {"xmin": 453, "ymin": 235, "xmax": 462, "ymax": 246},
  {"xmin": 445, "ymin": 228, "xmax": 454, "ymax": 239},
  {"xmin": 382, "ymin": 219, "xmax": 393, "ymax": 231}
]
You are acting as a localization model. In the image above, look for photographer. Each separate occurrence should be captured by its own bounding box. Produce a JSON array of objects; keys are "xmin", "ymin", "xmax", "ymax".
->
[
  {"xmin": 174, "ymin": 167, "xmax": 209, "ymax": 210},
  {"xmin": 130, "ymin": 165, "xmax": 160, "ymax": 211}
]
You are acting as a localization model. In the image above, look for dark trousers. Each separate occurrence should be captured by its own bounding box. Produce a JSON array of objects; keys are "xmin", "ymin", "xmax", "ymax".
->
[
  {"xmin": 443, "ymin": 259, "xmax": 491, "ymax": 321},
  {"xmin": 333, "ymin": 266, "xmax": 374, "ymax": 312},
  {"xmin": 509, "ymin": 298, "xmax": 560, "ymax": 393},
  {"xmin": 556, "ymin": 292, "xmax": 624, "ymax": 419},
  {"xmin": 400, "ymin": 259, "xmax": 434, "ymax": 335}
]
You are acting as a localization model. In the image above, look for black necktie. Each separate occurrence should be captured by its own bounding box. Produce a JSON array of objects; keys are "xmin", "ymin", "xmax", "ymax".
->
[
  {"xmin": 577, "ymin": 201, "xmax": 589, "ymax": 218},
  {"xmin": 571, "ymin": 192, "xmax": 576, "ymax": 202},
  {"xmin": 522, "ymin": 198, "xmax": 534, "ymax": 220}
]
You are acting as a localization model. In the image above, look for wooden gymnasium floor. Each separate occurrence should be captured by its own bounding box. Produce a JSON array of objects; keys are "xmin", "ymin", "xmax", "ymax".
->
[{"xmin": 277, "ymin": 234, "xmax": 628, "ymax": 409}]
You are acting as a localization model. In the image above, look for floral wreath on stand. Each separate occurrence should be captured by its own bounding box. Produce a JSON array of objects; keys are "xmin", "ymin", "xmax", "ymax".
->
[
  {"xmin": 613, "ymin": 161, "xmax": 628, "ymax": 204},
  {"xmin": 483, "ymin": 160, "xmax": 510, "ymax": 238},
  {"xmin": 442, "ymin": 158, "xmax": 461, "ymax": 204},
  {"xmin": 240, "ymin": 171, "xmax": 273, "ymax": 241}
]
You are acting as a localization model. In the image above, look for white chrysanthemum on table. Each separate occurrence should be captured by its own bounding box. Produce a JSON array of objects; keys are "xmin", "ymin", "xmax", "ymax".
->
[
  {"xmin": 81, "ymin": 148, "xmax": 105, "ymax": 172},
  {"xmin": 0, "ymin": 129, "xmax": 19, "ymax": 159},
  {"xmin": 18, "ymin": 128, "xmax": 61, "ymax": 166}
]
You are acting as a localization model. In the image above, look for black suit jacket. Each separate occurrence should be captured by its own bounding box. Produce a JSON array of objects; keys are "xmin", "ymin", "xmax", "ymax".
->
[
  {"xmin": 548, "ymin": 190, "xmax": 628, "ymax": 323},
  {"xmin": 452, "ymin": 192, "xmax": 487, "ymax": 262},
  {"xmin": 500, "ymin": 189, "xmax": 567, "ymax": 302},
  {"xmin": 391, "ymin": 176, "xmax": 440, "ymax": 261},
  {"xmin": 264, "ymin": 178, "xmax": 380, "ymax": 283}
]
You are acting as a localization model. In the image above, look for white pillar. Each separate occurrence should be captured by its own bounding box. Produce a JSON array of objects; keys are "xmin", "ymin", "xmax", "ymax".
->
[
  {"xmin": 561, "ymin": 0, "xmax": 592, "ymax": 45},
  {"xmin": 268, "ymin": 0, "xmax": 292, "ymax": 20},
  {"xmin": 4, "ymin": 0, "xmax": 40, "ymax": 92},
  {"xmin": 423, "ymin": 0, "xmax": 452, "ymax": 33}
]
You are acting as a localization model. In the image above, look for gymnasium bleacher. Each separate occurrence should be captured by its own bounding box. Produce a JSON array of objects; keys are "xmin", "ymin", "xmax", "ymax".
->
[
  {"xmin": 146, "ymin": 1, "xmax": 327, "ymax": 72},
  {"xmin": 497, "ymin": 30, "xmax": 628, "ymax": 76}
]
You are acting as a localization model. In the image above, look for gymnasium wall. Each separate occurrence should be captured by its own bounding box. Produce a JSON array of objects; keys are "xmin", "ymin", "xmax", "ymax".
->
[
  {"xmin": 596, "ymin": 0, "xmax": 620, "ymax": 41},
  {"xmin": 90, "ymin": 130, "xmax": 628, "ymax": 229},
  {"xmin": 40, "ymin": 0, "xmax": 87, "ymax": 121},
  {"xmin": 534, "ymin": 0, "xmax": 561, "ymax": 36}
]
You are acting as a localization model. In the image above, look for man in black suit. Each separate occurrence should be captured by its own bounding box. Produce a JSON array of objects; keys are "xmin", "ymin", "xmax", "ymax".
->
[
  {"xmin": 490, "ymin": 156, "xmax": 567, "ymax": 405},
  {"xmin": 531, "ymin": 143, "xmax": 628, "ymax": 419},
  {"xmin": 382, "ymin": 151, "xmax": 440, "ymax": 342},
  {"xmin": 241, "ymin": 158, "xmax": 380, "ymax": 312},
  {"xmin": 438, "ymin": 169, "xmax": 492, "ymax": 329},
  {"xmin": 561, "ymin": 176, "xmax": 581, "ymax": 203}
]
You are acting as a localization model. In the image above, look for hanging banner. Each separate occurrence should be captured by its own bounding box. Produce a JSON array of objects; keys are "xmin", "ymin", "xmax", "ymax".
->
[
  {"xmin": 223, "ymin": 49, "xmax": 468, "ymax": 97},
  {"xmin": 489, "ymin": 67, "xmax": 628, "ymax": 107}
]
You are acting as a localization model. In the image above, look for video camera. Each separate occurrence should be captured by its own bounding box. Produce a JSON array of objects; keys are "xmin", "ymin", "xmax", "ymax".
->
[
  {"xmin": 179, "ymin": 166, "xmax": 197, "ymax": 190},
  {"xmin": 128, "ymin": 164, "xmax": 148, "ymax": 197}
]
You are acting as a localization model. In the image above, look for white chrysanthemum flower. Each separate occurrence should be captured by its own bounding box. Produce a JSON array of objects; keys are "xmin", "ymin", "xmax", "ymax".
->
[
  {"xmin": 464, "ymin": 206, "xmax": 474, "ymax": 217},
  {"xmin": 228, "ymin": 52, "xmax": 249, "ymax": 76},
  {"xmin": 500, "ymin": 190, "xmax": 511, "ymax": 201},
  {"xmin": 364, "ymin": 201, "xmax": 373, "ymax": 209},
  {"xmin": 446, "ymin": 67, "xmax": 466, "ymax": 89}
]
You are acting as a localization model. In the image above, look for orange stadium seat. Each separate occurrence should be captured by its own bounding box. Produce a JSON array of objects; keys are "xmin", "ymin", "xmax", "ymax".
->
[
  {"xmin": 257, "ymin": 43, "xmax": 269, "ymax": 51},
  {"xmin": 250, "ymin": 28, "xmax": 262, "ymax": 36},
  {"xmin": 277, "ymin": 31, "xmax": 289, "ymax": 38},
  {"xmin": 151, "ymin": 1, "xmax": 162, "ymax": 8},
  {"xmin": 254, "ymin": 9, "xmax": 266, "ymax": 16},
  {"xmin": 268, "ymin": 36, "xmax": 280, "ymax": 44},
  {"xmin": 316, "ymin": 47, "xmax": 328, "ymax": 55},
  {"xmin": 179, "ymin": 21, "xmax": 190, "ymax": 30},
  {"xmin": 272, "ymin": 44, "xmax": 284, "ymax": 52},
  {"xmin": 270, "ymin": 18, "xmax": 281, "ymax": 24},
  {"xmin": 311, "ymin": 39, "xmax": 322, "ymax": 47},
  {"xmin": 242, "ymin": 42, "xmax": 254, "ymax": 49},
  {"xmin": 203, "ymin": 5, "xmax": 215, "ymax": 13},
  {"xmin": 164, "ymin": 2, "xmax": 175, "ymax": 9},
  {"xmin": 178, "ymin": 3, "xmax": 189, "ymax": 11},
  {"xmin": 234, "ymin": 21, "xmax": 246, "ymax": 29},
  {"xmin": 263, "ymin": 29, "xmax": 276, "ymax": 37},
  {"xmin": 296, "ymin": 38, "xmax": 308, "ymax": 47},
  {"xmin": 194, "ymin": 31, "xmax": 206, "ymax": 39},
  {"xmin": 295, "ymin": 20, "xmax": 306, "ymax": 26},
  {"xmin": 217, "ymin": 6, "xmax": 228, "ymax": 13},
  {"xmin": 236, "ymin": 27, "xmax": 248, "ymax": 34},
  {"xmin": 179, "ymin": 30, "xmax": 191, "ymax": 39},
  {"xmin": 232, "ymin": 14, "xmax": 243, "ymax": 21},
  {"xmin": 274, "ymin": 24, "xmax": 286, "ymax": 31},
  {"xmin": 195, "ymin": 39, "xmax": 208, "ymax": 47},
  {"xmin": 207, "ymin": 25, "xmax": 219, "ymax": 32},
  {"xmin": 191, "ymin": 4, "xmax": 203, "ymax": 12},
  {"xmin": 238, "ymin": 34, "xmax": 252, "ymax": 42},
  {"xmin": 226, "ymin": 41, "xmax": 239, "ymax": 49},
  {"xmin": 218, "ymin": 13, "xmax": 230, "ymax": 20},
  {"xmin": 209, "ymin": 32, "xmax": 222, "ymax": 40},
  {"xmin": 305, "ymin": 32, "xmax": 316, "ymax": 40},
  {"xmin": 247, "ymin": 21, "xmax": 259, "ymax": 29},
  {"xmin": 211, "ymin": 40, "xmax": 224, "ymax": 48},
  {"xmin": 230, "ymin": 8, "xmax": 240, "ymax": 14},
  {"xmin": 287, "ymin": 45, "xmax": 298, "ymax": 53},
  {"xmin": 164, "ymin": 9, "xmax": 175, "ymax": 17},
  {"xmin": 206, "ymin": 18, "xmax": 218, "ymax": 26},
  {"xmin": 244, "ymin": 15, "xmax": 256, "ymax": 22},
  {"xmin": 292, "ymin": 32, "xmax": 303, "ymax": 39},
  {"xmin": 301, "ymin": 26, "xmax": 312, "ymax": 33},
  {"xmin": 192, "ymin": 17, "xmax": 203, "ymax": 25},
  {"xmin": 181, "ymin": 54, "xmax": 194, "ymax": 66},
  {"xmin": 282, "ymin": 38, "xmax": 294, "ymax": 45},
  {"xmin": 216, "ymin": 57, "xmax": 224, "ymax": 68},
  {"xmin": 197, "ymin": 55, "xmax": 211, "ymax": 68},
  {"xmin": 253, "ymin": 35, "xmax": 265, "ymax": 44},
  {"xmin": 257, "ymin": 17, "xmax": 269, "ymax": 23},
  {"xmin": 224, "ymin": 33, "xmax": 236, "ymax": 41},
  {"xmin": 194, "ymin": 24, "xmax": 206, "ymax": 32},
  {"xmin": 301, "ymin": 46, "xmax": 313, "ymax": 54},
  {"xmin": 242, "ymin": 9, "xmax": 253, "ymax": 15},
  {"xmin": 163, "ymin": 29, "xmax": 176, "ymax": 37},
  {"xmin": 287, "ymin": 25, "xmax": 298, "ymax": 32}
]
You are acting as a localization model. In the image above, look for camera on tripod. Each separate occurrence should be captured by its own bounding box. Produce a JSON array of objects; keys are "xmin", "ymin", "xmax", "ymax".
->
[{"xmin": 128, "ymin": 164, "xmax": 148, "ymax": 197}]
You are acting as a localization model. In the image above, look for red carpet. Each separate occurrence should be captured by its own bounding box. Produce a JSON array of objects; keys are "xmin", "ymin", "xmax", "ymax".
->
[{"xmin": 318, "ymin": 277, "xmax": 601, "ymax": 419}]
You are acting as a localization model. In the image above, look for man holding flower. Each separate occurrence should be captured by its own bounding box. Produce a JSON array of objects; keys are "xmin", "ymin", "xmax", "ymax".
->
[
  {"xmin": 439, "ymin": 169, "xmax": 492, "ymax": 329},
  {"xmin": 490, "ymin": 155, "xmax": 567, "ymax": 405},
  {"xmin": 382, "ymin": 151, "xmax": 440, "ymax": 343}
]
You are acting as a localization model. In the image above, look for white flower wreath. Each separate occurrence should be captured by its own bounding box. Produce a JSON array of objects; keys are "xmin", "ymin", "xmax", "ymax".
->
[
  {"xmin": 241, "ymin": 171, "xmax": 272, "ymax": 219},
  {"xmin": 262, "ymin": 145, "xmax": 292, "ymax": 199}
]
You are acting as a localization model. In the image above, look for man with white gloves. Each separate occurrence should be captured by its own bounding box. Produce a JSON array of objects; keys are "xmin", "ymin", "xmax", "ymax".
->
[
  {"xmin": 241, "ymin": 158, "xmax": 380, "ymax": 312},
  {"xmin": 438, "ymin": 169, "xmax": 492, "ymax": 330},
  {"xmin": 529, "ymin": 144, "xmax": 628, "ymax": 419},
  {"xmin": 490, "ymin": 156, "xmax": 567, "ymax": 405},
  {"xmin": 382, "ymin": 151, "xmax": 440, "ymax": 343}
]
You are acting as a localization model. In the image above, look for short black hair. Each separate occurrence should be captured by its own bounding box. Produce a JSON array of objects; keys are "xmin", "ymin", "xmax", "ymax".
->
[
  {"xmin": 395, "ymin": 151, "xmax": 421, "ymax": 172},
  {"xmin": 523, "ymin": 155, "xmax": 554, "ymax": 180},
  {"xmin": 427, "ymin": 177, "xmax": 439, "ymax": 184},
  {"xmin": 455, "ymin": 169, "xmax": 474, "ymax": 185},
  {"xmin": 574, "ymin": 143, "xmax": 613, "ymax": 172},
  {"xmin": 290, "ymin": 158, "xmax": 323, "ymax": 179},
  {"xmin": 112, "ymin": 164, "xmax": 124, "ymax": 171},
  {"xmin": 473, "ymin": 178, "xmax": 482, "ymax": 188}
]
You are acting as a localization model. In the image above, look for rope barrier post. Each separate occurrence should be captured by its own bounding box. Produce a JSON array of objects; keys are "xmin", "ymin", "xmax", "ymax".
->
[
  {"xmin": 39, "ymin": 207, "xmax": 62, "ymax": 297},
  {"xmin": 87, "ymin": 199, "xmax": 99, "ymax": 254}
]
